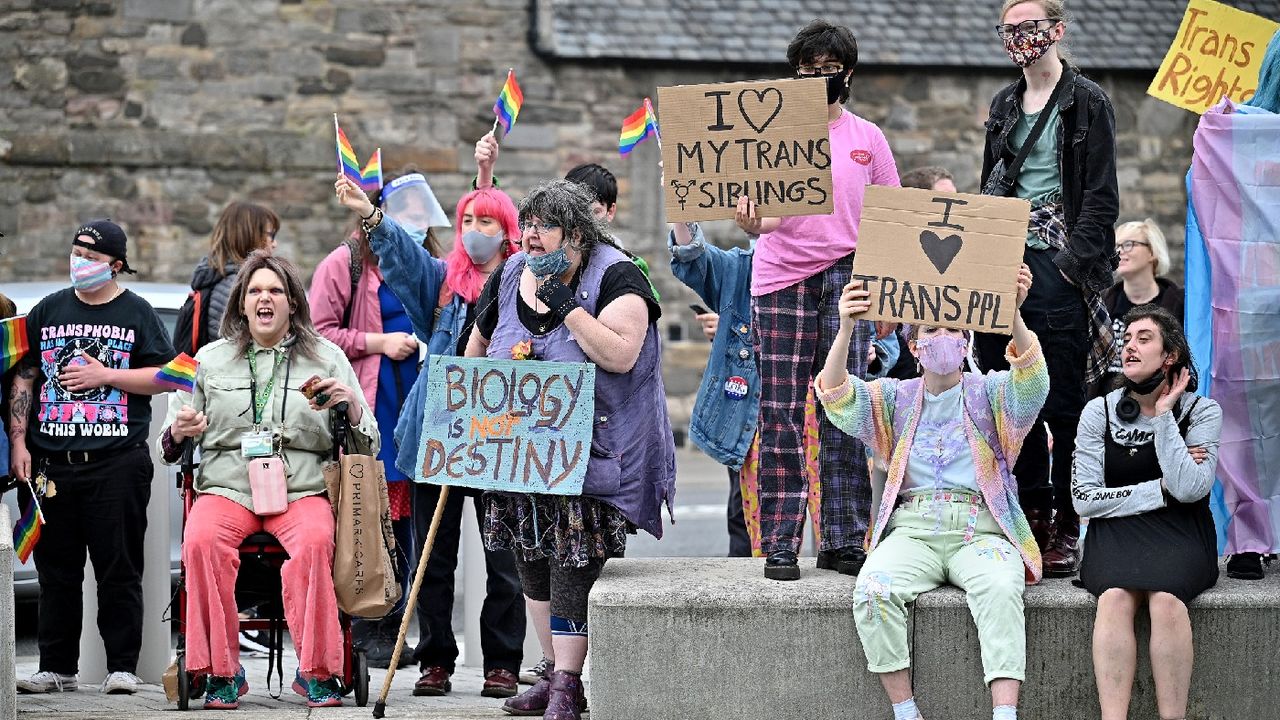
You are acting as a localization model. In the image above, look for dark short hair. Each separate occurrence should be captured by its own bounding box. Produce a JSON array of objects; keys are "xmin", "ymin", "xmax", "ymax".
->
[
  {"xmin": 1119, "ymin": 304, "xmax": 1199, "ymax": 394},
  {"xmin": 564, "ymin": 163, "xmax": 617, "ymax": 209},
  {"xmin": 786, "ymin": 20, "xmax": 859, "ymax": 73},
  {"xmin": 900, "ymin": 166, "xmax": 955, "ymax": 191}
]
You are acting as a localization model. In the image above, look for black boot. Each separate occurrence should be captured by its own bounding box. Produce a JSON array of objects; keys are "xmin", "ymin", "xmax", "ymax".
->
[
  {"xmin": 1227, "ymin": 552, "xmax": 1265, "ymax": 580},
  {"xmin": 764, "ymin": 550, "xmax": 800, "ymax": 580}
]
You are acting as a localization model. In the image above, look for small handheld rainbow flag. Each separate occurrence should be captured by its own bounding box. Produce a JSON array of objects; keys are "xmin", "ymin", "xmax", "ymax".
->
[
  {"xmin": 0, "ymin": 315, "xmax": 28, "ymax": 373},
  {"xmin": 334, "ymin": 114, "xmax": 363, "ymax": 187},
  {"xmin": 619, "ymin": 98, "xmax": 661, "ymax": 156},
  {"xmin": 359, "ymin": 147, "xmax": 383, "ymax": 193},
  {"xmin": 154, "ymin": 353, "xmax": 198, "ymax": 394},
  {"xmin": 492, "ymin": 69, "xmax": 524, "ymax": 135},
  {"xmin": 13, "ymin": 483, "xmax": 44, "ymax": 564}
]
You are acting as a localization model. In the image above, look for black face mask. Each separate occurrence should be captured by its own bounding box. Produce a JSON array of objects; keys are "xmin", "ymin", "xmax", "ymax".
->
[
  {"xmin": 1117, "ymin": 367, "xmax": 1167, "ymax": 421},
  {"xmin": 826, "ymin": 72, "xmax": 848, "ymax": 105}
]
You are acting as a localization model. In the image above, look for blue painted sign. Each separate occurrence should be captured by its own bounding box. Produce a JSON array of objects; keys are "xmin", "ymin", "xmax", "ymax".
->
[{"xmin": 416, "ymin": 356, "xmax": 596, "ymax": 495}]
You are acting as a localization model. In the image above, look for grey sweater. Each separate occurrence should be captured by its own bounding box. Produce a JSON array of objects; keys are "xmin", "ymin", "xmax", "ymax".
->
[{"xmin": 1071, "ymin": 389, "xmax": 1223, "ymax": 519}]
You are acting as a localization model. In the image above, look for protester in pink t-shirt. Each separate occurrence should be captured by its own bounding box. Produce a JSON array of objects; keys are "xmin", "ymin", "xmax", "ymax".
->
[{"xmin": 735, "ymin": 19, "xmax": 900, "ymax": 581}]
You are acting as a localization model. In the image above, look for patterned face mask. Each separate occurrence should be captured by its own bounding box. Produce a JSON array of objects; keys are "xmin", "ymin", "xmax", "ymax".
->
[{"xmin": 1003, "ymin": 25, "xmax": 1056, "ymax": 68}]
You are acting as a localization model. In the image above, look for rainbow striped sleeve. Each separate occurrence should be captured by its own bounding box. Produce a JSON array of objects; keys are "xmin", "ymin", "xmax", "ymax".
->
[
  {"xmin": 985, "ymin": 335, "xmax": 1049, "ymax": 458},
  {"xmin": 0, "ymin": 315, "xmax": 29, "ymax": 373},
  {"xmin": 154, "ymin": 352, "xmax": 199, "ymax": 394},
  {"xmin": 492, "ymin": 70, "xmax": 524, "ymax": 133}
]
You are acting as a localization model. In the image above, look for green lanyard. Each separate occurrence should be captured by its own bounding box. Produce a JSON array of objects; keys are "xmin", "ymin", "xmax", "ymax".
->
[{"xmin": 247, "ymin": 347, "xmax": 282, "ymax": 426}]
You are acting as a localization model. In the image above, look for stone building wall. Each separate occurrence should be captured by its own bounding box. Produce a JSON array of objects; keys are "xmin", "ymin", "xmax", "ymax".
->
[{"xmin": 0, "ymin": 0, "xmax": 1203, "ymax": 435}]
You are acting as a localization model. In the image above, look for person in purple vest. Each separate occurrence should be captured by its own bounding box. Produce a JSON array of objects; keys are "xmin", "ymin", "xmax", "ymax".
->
[
  {"xmin": 464, "ymin": 179, "xmax": 675, "ymax": 720},
  {"xmin": 814, "ymin": 265, "xmax": 1047, "ymax": 720}
]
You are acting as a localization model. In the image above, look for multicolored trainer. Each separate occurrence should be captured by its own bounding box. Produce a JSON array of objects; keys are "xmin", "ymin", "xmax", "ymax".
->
[
  {"xmin": 203, "ymin": 667, "xmax": 248, "ymax": 710},
  {"xmin": 292, "ymin": 670, "xmax": 344, "ymax": 708}
]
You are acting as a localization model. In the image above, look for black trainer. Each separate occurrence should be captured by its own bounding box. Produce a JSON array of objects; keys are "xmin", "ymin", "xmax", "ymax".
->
[
  {"xmin": 835, "ymin": 547, "xmax": 867, "ymax": 576},
  {"xmin": 1226, "ymin": 552, "xmax": 1265, "ymax": 580},
  {"xmin": 764, "ymin": 550, "xmax": 801, "ymax": 581},
  {"xmin": 815, "ymin": 549, "xmax": 840, "ymax": 571}
]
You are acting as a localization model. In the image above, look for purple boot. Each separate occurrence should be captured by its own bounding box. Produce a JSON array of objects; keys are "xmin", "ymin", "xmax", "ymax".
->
[{"xmin": 543, "ymin": 670, "xmax": 587, "ymax": 720}]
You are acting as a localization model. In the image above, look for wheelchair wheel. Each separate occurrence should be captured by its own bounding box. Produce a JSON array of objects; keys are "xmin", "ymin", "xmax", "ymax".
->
[
  {"xmin": 177, "ymin": 652, "xmax": 190, "ymax": 711},
  {"xmin": 354, "ymin": 649, "xmax": 369, "ymax": 707}
]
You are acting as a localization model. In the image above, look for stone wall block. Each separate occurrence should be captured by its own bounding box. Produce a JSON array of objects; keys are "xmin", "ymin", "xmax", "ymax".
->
[
  {"xmin": 416, "ymin": 28, "xmax": 460, "ymax": 66},
  {"xmin": 2, "ymin": 132, "xmax": 70, "ymax": 165},
  {"xmin": 334, "ymin": 7, "xmax": 394, "ymax": 34},
  {"xmin": 325, "ymin": 44, "xmax": 387, "ymax": 68},
  {"xmin": 123, "ymin": 0, "xmax": 192, "ymax": 23},
  {"xmin": 14, "ymin": 57, "xmax": 68, "ymax": 92}
]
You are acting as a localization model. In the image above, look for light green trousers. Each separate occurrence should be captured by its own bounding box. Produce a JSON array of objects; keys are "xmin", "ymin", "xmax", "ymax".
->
[{"xmin": 853, "ymin": 492, "xmax": 1027, "ymax": 684}]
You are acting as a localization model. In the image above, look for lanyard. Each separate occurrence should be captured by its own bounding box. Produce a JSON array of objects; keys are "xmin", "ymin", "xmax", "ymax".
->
[{"xmin": 247, "ymin": 347, "xmax": 291, "ymax": 426}]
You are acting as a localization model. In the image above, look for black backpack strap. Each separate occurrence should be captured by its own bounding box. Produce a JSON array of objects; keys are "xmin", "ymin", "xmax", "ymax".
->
[
  {"xmin": 997, "ymin": 66, "xmax": 1073, "ymax": 192},
  {"xmin": 340, "ymin": 239, "xmax": 364, "ymax": 328}
]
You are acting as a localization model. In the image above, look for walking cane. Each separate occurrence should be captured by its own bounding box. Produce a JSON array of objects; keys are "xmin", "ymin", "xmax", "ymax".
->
[{"xmin": 372, "ymin": 484, "xmax": 450, "ymax": 718}]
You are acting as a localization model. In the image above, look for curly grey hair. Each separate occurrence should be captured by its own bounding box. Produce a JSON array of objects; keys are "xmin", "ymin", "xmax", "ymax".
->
[{"xmin": 518, "ymin": 179, "xmax": 620, "ymax": 255}]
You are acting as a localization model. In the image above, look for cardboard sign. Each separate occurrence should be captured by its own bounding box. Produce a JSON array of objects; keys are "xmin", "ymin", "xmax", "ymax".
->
[
  {"xmin": 850, "ymin": 186, "xmax": 1030, "ymax": 334},
  {"xmin": 1148, "ymin": 0, "xmax": 1279, "ymax": 114},
  {"xmin": 658, "ymin": 78, "xmax": 834, "ymax": 222},
  {"xmin": 416, "ymin": 357, "xmax": 596, "ymax": 495}
]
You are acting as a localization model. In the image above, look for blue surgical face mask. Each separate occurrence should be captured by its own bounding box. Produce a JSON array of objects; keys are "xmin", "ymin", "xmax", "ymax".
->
[
  {"xmin": 404, "ymin": 226, "xmax": 428, "ymax": 247},
  {"xmin": 461, "ymin": 229, "xmax": 505, "ymax": 265},
  {"xmin": 526, "ymin": 248, "xmax": 571, "ymax": 278}
]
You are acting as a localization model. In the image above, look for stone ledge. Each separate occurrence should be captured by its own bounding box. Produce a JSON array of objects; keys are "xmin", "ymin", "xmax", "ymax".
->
[
  {"xmin": 589, "ymin": 558, "xmax": 1279, "ymax": 720},
  {"xmin": 1, "ymin": 503, "xmax": 15, "ymax": 720}
]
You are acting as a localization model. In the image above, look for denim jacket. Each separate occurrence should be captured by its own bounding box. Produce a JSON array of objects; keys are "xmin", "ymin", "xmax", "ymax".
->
[
  {"xmin": 981, "ymin": 62, "xmax": 1120, "ymax": 294},
  {"xmin": 366, "ymin": 216, "xmax": 450, "ymax": 478},
  {"xmin": 668, "ymin": 224, "xmax": 758, "ymax": 469}
]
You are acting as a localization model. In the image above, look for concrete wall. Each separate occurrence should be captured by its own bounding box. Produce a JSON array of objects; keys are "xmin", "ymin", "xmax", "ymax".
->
[
  {"xmin": 1, "ymin": 503, "xmax": 16, "ymax": 720},
  {"xmin": 590, "ymin": 558, "xmax": 1280, "ymax": 720}
]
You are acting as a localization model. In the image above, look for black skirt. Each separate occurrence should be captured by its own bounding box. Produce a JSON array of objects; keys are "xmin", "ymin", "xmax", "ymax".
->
[{"xmin": 1079, "ymin": 501, "xmax": 1219, "ymax": 604}]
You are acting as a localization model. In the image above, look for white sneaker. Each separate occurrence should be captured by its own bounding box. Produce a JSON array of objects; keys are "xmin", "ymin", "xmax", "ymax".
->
[
  {"xmin": 519, "ymin": 657, "xmax": 550, "ymax": 685},
  {"xmin": 17, "ymin": 671, "xmax": 78, "ymax": 693},
  {"xmin": 101, "ymin": 671, "xmax": 143, "ymax": 694}
]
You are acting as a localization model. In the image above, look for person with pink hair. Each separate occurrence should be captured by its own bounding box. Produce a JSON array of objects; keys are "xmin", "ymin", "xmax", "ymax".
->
[{"xmin": 333, "ymin": 173, "xmax": 527, "ymax": 700}]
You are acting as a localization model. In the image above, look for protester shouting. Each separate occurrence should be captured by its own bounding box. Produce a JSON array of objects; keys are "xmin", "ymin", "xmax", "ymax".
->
[
  {"xmin": 973, "ymin": 0, "xmax": 1119, "ymax": 578},
  {"xmin": 159, "ymin": 252, "xmax": 376, "ymax": 709}
]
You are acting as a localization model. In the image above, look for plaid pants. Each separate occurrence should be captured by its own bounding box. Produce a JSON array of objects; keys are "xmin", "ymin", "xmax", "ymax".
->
[{"xmin": 752, "ymin": 254, "xmax": 873, "ymax": 554}]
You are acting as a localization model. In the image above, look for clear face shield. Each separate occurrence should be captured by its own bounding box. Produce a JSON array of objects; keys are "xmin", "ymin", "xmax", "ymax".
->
[{"xmin": 381, "ymin": 173, "xmax": 451, "ymax": 234}]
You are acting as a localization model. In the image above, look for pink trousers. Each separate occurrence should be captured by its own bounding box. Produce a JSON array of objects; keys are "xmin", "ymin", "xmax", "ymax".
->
[{"xmin": 183, "ymin": 494, "xmax": 342, "ymax": 679}]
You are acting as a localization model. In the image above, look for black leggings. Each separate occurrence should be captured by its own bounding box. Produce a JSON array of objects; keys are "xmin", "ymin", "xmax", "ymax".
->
[{"xmin": 514, "ymin": 556, "xmax": 606, "ymax": 623}]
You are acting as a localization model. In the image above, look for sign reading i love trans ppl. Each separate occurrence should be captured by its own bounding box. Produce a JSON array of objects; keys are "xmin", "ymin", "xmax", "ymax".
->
[
  {"xmin": 1148, "ymin": 0, "xmax": 1279, "ymax": 114},
  {"xmin": 657, "ymin": 78, "xmax": 834, "ymax": 223},
  {"xmin": 850, "ymin": 186, "xmax": 1030, "ymax": 335},
  {"xmin": 416, "ymin": 357, "xmax": 596, "ymax": 495}
]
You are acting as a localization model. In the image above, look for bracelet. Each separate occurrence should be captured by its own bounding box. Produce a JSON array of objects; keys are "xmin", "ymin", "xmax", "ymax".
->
[
  {"xmin": 360, "ymin": 205, "xmax": 378, "ymax": 221},
  {"xmin": 360, "ymin": 207, "xmax": 384, "ymax": 235}
]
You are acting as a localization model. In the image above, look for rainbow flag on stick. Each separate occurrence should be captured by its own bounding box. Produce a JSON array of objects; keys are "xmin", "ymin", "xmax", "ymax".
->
[
  {"xmin": 619, "ymin": 97, "xmax": 661, "ymax": 156},
  {"xmin": 154, "ymin": 352, "xmax": 198, "ymax": 394},
  {"xmin": 13, "ymin": 482, "xmax": 44, "ymax": 564},
  {"xmin": 334, "ymin": 114, "xmax": 363, "ymax": 186},
  {"xmin": 359, "ymin": 147, "xmax": 383, "ymax": 193},
  {"xmin": 0, "ymin": 315, "xmax": 28, "ymax": 373},
  {"xmin": 492, "ymin": 69, "xmax": 524, "ymax": 135}
]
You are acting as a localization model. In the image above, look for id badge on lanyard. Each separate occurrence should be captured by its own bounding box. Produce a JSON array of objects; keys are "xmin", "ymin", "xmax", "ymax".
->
[{"xmin": 240, "ymin": 430, "xmax": 275, "ymax": 459}]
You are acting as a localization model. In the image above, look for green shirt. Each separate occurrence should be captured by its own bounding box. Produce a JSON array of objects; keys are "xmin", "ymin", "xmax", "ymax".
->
[{"xmin": 1010, "ymin": 102, "xmax": 1062, "ymax": 247}]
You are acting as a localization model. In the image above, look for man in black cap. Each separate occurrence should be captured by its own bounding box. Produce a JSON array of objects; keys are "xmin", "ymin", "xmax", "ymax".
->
[{"xmin": 8, "ymin": 220, "xmax": 175, "ymax": 695}]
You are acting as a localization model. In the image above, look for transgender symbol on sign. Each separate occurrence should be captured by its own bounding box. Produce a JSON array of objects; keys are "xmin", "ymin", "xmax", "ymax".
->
[{"xmin": 671, "ymin": 180, "xmax": 696, "ymax": 211}]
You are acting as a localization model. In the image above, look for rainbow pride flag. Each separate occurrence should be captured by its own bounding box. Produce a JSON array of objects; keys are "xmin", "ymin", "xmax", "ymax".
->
[
  {"xmin": 492, "ymin": 69, "xmax": 524, "ymax": 134},
  {"xmin": 12, "ymin": 485, "xmax": 43, "ymax": 564},
  {"xmin": 154, "ymin": 352, "xmax": 198, "ymax": 394},
  {"xmin": 619, "ymin": 98, "xmax": 660, "ymax": 156},
  {"xmin": 334, "ymin": 114, "xmax": 363, "ymax": 186},
  {"xmin": 359, "ymin": 147, "xmax": 383, "ymax": 193},
  {"xmin": 0, "ymin": 315, "xmax": 28, "ymax": 373}
]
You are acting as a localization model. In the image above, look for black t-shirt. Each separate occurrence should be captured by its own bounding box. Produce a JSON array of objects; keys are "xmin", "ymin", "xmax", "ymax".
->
[
  {"xmin": 475, "ymin": 258, "xmax": 661, "ymax": 340},
  {"xmin": 20, "ymin": 288, "xmax": 176, "ymax": 453},
  {"xmin": 1104, "ymin": 282, "xmax": 1180, "ymax": 374}
]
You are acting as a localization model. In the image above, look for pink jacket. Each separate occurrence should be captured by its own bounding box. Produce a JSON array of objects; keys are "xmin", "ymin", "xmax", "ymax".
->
[{"xmin": 308, "ymin": 242, "xmax": 383, "ymax": 409}]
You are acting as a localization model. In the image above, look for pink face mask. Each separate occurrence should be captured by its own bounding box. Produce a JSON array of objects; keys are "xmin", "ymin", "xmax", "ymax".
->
[{"xmin": 915, "ymin": 334, "xmax": 968, "ymax": 375}]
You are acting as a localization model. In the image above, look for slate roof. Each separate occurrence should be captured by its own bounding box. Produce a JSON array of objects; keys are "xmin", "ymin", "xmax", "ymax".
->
[{"xmin": 532, "ymin": 0, "xmax": 1280, "ymax": 70}]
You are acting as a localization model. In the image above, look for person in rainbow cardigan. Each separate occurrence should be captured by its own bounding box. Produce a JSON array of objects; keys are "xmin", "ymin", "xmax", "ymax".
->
[{"xmin": 814, "ymin": 264, "xmax": 1047, "ymax": 720}]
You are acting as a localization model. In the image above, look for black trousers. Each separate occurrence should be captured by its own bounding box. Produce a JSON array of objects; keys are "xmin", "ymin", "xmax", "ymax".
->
[
  {"xmin": 32, "ymin": 445, "xmax": 152, "ymax": 675},
  {"xmin": 726, "ymin": 468, "xmax": 751, "ymax": 558},
  {"xmin": 975, "ymin": 247, "xmax": 1088, "ymax": 523},
  {"xmin": 411, "ymin": 483, "xmax": 525, "ymax": 674}
]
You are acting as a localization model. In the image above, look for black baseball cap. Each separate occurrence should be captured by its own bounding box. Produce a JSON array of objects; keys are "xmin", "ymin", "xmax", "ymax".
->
[{"xmin": 73, "ymin": 219, "xmax": 135, "ymax": 274}]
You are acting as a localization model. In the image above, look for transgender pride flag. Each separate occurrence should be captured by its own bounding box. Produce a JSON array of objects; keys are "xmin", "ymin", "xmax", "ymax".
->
[{"xmin": 1184, "ymin": 96, "xmax": 1280, "ymax": 556}]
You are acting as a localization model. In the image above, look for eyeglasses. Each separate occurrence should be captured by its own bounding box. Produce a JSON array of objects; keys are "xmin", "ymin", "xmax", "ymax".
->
[
  {"xmin": 1117, "ymin": 240, "xmax": 1151, "ymax": 253},
  {"xmin": 995, "ymin": 18, "xmax": 1057, "ymax": 39},
  {"xmin": 797, "ymin": 63, "xmax": 844, "ymax": 76},
  {"xmin": 518, "ymin": 220, "xmax": 561, "ymax": 235}
]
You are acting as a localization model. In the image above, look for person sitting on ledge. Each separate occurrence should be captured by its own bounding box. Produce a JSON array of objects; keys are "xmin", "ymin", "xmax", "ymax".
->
[{"xmin": 814, "ymin": 265, "xmax": 1047, "ymax": 720}]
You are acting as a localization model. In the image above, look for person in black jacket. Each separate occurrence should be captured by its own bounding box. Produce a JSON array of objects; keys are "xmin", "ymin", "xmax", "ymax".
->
[{"xmin": 973, "ymin": 0, "xmax": 1119, "ymax": 580}]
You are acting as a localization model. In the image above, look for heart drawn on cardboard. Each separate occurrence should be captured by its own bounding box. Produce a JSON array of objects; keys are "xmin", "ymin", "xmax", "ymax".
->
[
  {"xmin": 737, "ymin": 88, "xmax": 784, "ymax": 133},
  {"xmin": 919, "ymin": 230, "xmax": 963, "ymax": 274}
]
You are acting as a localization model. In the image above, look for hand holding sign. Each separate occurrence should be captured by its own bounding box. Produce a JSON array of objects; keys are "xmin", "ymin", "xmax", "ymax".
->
[{"xmin": 1015, "ymin": 263, "xmax": 1033, "ymax": 308}]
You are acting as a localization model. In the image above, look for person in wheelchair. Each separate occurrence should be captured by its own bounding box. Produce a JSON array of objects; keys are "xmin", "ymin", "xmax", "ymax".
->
[{"xmin": 158, "ymin": 252, "xmax": 377, "ymax": 709}]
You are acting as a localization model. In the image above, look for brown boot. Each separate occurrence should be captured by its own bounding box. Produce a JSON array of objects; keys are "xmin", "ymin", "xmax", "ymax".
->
[
  {"xmin": 1042, "ymin": 517, "xmax": 1080, "ymax": 577},
  {"xmin": 1024, "ymin": 507, "xmax": 1052, "ymax": 553},
  {"xmin": 543, "ymin": 670, "xmax": 587, "ymax": 720}
]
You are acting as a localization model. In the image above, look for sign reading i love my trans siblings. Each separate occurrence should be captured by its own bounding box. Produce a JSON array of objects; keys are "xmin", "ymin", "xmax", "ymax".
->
[
  {"xmin": 658, "ymin": 77, "xmax": 834, "ymax": 223},
  {"xmin": 1148, "ymin": 0, "xmax": 1279, "ymax": 114},
  {"xmin": 416, "ymin": 357, "xmax": 596, "ymax": 495}
]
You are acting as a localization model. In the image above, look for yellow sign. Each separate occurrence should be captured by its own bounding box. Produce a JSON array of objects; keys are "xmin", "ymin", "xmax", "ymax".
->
[{"xmin": 1148, "ymin": 0, "xmax": 1279, "ymax": 114}]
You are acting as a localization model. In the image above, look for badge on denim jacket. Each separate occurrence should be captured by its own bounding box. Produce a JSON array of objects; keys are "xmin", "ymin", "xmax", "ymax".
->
[{"xmin": 724, "ymin": 376, "xmax": 749, "ymax": 400}]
